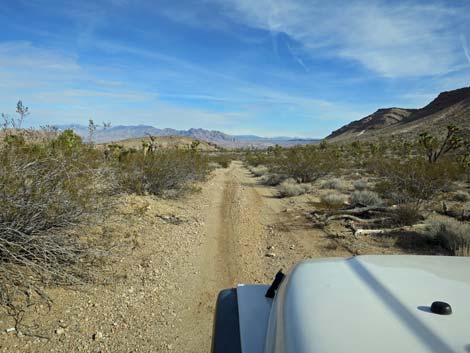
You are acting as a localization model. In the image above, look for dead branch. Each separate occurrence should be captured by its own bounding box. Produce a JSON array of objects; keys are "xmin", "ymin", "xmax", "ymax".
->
[{"xmin": 353, "ymin": 223, "xmax": 427, "ymax": 236}]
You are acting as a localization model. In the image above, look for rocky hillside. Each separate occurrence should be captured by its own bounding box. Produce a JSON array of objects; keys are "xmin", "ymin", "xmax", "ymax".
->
[{"xmin": 326, "ymin": 86, "xmax": 470, "ymax": 142}]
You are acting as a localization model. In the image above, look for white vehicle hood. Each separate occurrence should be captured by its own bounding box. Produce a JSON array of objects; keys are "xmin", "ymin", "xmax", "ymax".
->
[{"xmin": 238, "ymin": 256, "xmax": 470, "ymax": 353}]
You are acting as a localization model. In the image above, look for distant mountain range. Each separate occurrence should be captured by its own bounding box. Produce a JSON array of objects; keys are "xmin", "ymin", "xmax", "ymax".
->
[
  {"xmin": 57, "ymin": 124, "xmax": 319, "ymax": 148},
  {"xmin": 326, "ymin": 86, "xmax": 470, "ymax": 142}
]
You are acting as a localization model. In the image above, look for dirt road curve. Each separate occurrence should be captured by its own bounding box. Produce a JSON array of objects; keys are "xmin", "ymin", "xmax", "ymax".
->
[{"xmin": 1, "ymin": 161, "xmax": 346, "ymax": 353}]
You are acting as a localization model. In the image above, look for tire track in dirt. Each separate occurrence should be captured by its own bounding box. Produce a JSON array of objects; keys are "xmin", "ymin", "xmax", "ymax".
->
[{"xmin": 1, "ymin": 161, "xmax": 342, "ymax": 353}]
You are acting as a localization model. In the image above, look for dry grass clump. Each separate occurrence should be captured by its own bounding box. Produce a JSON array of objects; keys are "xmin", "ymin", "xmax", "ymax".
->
[
  {"xmin": 320, "ymin": 178, "xmax": 344, "ymax": 190},
  {"xmin": 260, "ymin": 173, "xmax": 286, "ymax": 186},
  {"xmin": 320, "ymin": 192, "xmax": 346, "ymax": 210},
  {"xmin": 424, "ymin": 216, "xmax": 470, "ymax": 255},
  {"xmin": 350, "ymin": 190, "xmax": 384, "ymax": 207},
  {"xmin": 277, "ymin": 178, "xmax": 311, "ymax": 197},
  {"xmin": 353, "ymin": 179, "xmax": 368, "ymax": 191},
  {"xmin": 249, "ymin": 165, "xmax": 269, "ymax": 177},
  {"xmin": 454, "ymin": 191, "xmax": 470, "ymax": 202}
]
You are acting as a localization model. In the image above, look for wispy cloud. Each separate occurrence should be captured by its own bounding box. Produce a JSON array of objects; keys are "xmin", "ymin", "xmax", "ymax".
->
[
  {"xmin": 0, "ymin": 40, "xmax": 339, "ymax": 136},
  {"xmin": 213, "ymin": 0, "xmax": 469, "ymax": 77},
  {"xmin": 461, "ymin": 34, "xmax": 470, "ymax": 66},
  {"xmin": 2, "ymin": 1, "xmax": 468, "ymax": 138}
]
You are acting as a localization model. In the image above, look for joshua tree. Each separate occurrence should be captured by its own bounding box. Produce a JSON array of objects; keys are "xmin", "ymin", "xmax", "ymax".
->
[{"xmin": 419, "ymin": 125, "xmax": 463, "ymax": 163}]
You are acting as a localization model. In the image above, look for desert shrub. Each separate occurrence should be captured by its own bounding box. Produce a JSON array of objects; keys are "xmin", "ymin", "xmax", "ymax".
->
[
  {"xmin": 208, "ymin": 162, "xmax": 222, "ymax": 169},
  {"xmin": 116, "ymin": 149, "xmax": 209, "ymax": 196},
  {"xmin": 208, "ymin": 153, "xmax": 234, "ymax": 168},
  {"xmin": 353, "ymin": 180, "xmax": 368, "ymax": 191},
  {"xmin": 320, "ymin": 178, "xmax": 344, "ymax": 190},
  {"xmin": 261, "ymin": 173, "xmax": 287, "ymax": 186},
  {"xmin": 277, "ymin": 178, "xmax": 311, "ymax": 197},
  {"xmin": 250, "ymin": 165, "xmax": 269, "ymax": 177},
  {"xmin": 350, "ymin": 190, "xmax": 384, "ymax": 207},
  {"xmin": 0, "ymin": 130, "xmax": 112, "ymax": 319},
  {"xmin": 372, "ymin": 158, "xmax": 459, "ymax": 204},
  {"xmin": 244, "ymin": 151, "xmax": 272, "ymax": 168},
  {"xmin": 390, "ymin": 204, "xmax": 422, "ymax": 226},
  {"xmin": 424, "ymin": 216, "xmax": 470, "ymax": 255},
  {"xmin": 320, "ymin": 192, "xmax": 346, "ymax": 210},
  {"xmin": 274, "ymin": 146, "xmax": 339, "ymax": 183},
  {"xmin": 454, "ymin": 191, "xmax": 470, "ymax": 202}
]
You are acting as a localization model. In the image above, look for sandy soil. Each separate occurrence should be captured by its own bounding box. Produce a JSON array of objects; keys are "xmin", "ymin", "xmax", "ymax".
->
[{"xmin": 0, "ymin": 161, "xmax": 404, "ymax": 352}]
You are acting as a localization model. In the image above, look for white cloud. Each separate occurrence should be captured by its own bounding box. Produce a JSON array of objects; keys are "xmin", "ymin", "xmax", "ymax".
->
[{"xmin": 212, "ymin": 0, "xmax": 468, "ymax": 77}]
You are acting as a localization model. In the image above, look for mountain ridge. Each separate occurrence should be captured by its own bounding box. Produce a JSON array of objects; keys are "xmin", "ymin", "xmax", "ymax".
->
[
  {"xmin": 326, "ymin": 86, "xmax": 470, "ymax": 142},
  {"xmin": 57, "ymin": 124, "xmax": 319, "ymax": 148}
]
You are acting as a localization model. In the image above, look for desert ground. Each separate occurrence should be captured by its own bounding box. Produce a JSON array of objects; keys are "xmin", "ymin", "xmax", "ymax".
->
[{"xmin": 0, "ymin": 160, "xmax": 447, "ymax": 353}]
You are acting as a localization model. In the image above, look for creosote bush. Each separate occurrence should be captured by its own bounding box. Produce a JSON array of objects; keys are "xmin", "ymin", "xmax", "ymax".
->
[
  {"xmin": 116, "ymin": 149, "xmax": 209, "ymax": 197},
  {"xmin": 208, "ymin": 153, "xmax": 235, "ymax": 168},
  {"xmin": 277, "ymin": 178, "xmax": 311, "ymax": 197},
  {"xmin": 371, "ymin": 158, "xmax": 459, "ymax": 204},
  {"xmin": 424, "ymin": 216, "xmax": 470, "ymax": 255},
  {"xmin": 275, "ymin": 146, "xmax": 338, "ymax": 183},
  {"xmin": 390, "ymin": 204, "xmax": 422, "ymax": 226},
  {"xmin": 0, "ymin": 129, "xmax": 112, "ymax": 320}
]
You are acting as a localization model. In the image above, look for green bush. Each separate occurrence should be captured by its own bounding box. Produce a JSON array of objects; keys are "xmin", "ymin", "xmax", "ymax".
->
[
  {"xmin": 208, "ymin": 153, "xmax": 234, "ymax": 168},
  {"xmin": 273, "ymin": 146, "xmax": 339, "ymax": 183},
  {"xmin": 116, "ymin": 149, "xmax": 209, "ymax": 196},
  {"xmin": 372, "ymin": 158, "xmax": 459, "ymax": 204}
]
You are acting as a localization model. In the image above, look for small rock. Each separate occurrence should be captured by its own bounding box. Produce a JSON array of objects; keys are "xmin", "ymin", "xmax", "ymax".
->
[
  {"xmin": 267, "ymin": 245, "xmax": 274, "ymax": 250},
  {"xmin": 55, "ymin": 327, "xmax": 65, "ymax": 335},
  {"xmin": 5, "ymin": 327, "xmax": 16, "ymax": 333},
  {"xmin": 92, "ymin": 332, "xmax": 103, "ymax": 340},
  {"xmin": 265, "ymin": 252, "xmax": 276, "ymax": 258}
]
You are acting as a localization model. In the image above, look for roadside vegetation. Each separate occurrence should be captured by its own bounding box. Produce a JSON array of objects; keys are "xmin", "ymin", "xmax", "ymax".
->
[
  {"xmin": 2, "ymin": 99, "xmax": 469, "ymax": 336},
  {"xmin": 0, "ymin": 101, "xmax": 234, "ymax": 335},
  {"xmin": 244, "ymin": 125, "xmax": 470, "ymax": 257}
]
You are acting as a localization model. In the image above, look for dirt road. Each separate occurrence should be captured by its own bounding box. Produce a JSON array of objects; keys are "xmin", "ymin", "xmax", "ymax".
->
[{"xmin": 1, "ymin": 161, "xmax": 348, "ymax": 352}]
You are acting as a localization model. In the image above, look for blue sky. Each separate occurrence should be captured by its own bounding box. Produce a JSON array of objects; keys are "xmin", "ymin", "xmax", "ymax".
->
[{"xmin": 0, "ymin": 0, "xmax": 469, "ymax": 137}]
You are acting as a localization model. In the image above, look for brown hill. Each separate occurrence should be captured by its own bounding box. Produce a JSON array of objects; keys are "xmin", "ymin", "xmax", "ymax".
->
[{"xmin": 326, "ymin": 86, "xmax": 470, "ymax": 142}]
